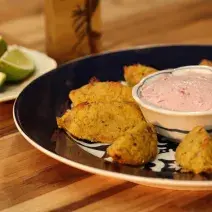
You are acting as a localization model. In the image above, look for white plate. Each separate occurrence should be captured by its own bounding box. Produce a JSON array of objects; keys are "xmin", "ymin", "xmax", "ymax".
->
[{"xmin": 0, "ymin": 45, "xmax": 57, "ymax": 103}]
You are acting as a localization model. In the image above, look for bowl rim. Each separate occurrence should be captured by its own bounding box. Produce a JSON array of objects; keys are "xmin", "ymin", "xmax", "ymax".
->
[{"xmin": 132, "ymin": 65, "xmax": 212, "ymax": 116}]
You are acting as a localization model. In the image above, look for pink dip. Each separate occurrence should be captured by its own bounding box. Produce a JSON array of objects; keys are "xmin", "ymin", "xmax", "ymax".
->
[{"xmin": 141, "ymin": 71, "xmax": 212, "ymax": 112}]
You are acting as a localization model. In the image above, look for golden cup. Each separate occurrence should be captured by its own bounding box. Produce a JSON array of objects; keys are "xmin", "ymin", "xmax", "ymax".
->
[{"xmin": 44, "ymin": 0, "xmax": 102, "ymax": 63}]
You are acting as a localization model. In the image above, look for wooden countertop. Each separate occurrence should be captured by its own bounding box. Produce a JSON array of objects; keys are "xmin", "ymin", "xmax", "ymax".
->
[{"xmin": 1, "ymin": 0, "xmax": 212, "ymax": 211}]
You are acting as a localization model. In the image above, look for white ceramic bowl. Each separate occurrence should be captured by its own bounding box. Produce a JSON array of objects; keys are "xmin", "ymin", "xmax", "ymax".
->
[{"xmin": 132, "ymin": 65, "xmax": 212, "ymax": 141}]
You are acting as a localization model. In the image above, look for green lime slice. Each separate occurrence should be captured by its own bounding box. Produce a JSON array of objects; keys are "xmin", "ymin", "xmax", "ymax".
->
[
  {"xmin": 0, "ymin": 72, "xmax": 6, "ymax": 87},
  {"xmin": 0, "ymin": 36, "xmax": 7, "ymax": 57},
  {"xmin": 0, "ymin": 47, "xmax": 35, "ymax": 82}
]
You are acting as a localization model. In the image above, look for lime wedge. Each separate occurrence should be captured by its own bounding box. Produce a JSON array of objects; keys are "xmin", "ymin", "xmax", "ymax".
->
[
  {"xmin": 0, "ymin": 36, "xmax": 7, "ymax": 57},
  {"xmin": 0, "ymin": 47, "xmax": 35, "ymax": 81},
  {"xmin": 0, "ymin": 72, "xmax": 6, "ymax": 87}
]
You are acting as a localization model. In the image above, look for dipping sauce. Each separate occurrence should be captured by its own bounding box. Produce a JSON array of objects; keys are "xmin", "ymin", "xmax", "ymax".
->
[{"xmin": 140, "ymin": 69, "xmax": 212, "ymax": 112}]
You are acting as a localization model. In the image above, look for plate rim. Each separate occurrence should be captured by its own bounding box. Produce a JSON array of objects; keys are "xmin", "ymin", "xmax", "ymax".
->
[
  {"xmin": 13, "ymin": 43, "xmax": 212, "ymax": 189},
  {"xmin": 0, "ymin": 45, "xmax": 57, "ymax": 103},
  {"xmin": 53, "ymin": 43, "xmax": 212, "ymax": 72}
]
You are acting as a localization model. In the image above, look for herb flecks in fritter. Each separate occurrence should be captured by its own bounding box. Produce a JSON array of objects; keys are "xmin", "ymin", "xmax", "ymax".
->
[
  {"xmin": 107, "ymin": 122, "xmax": 158, "ymax": 165},
  {"xmin": 176, "ymin": 126, "xmax": 212, "ymax": 174},
  {"xmin": 69, "ymin": 80, "xmax": 134, "ymax": 106},
  {"xmin": 57, "ymin": 101, "xmax": 144, "ymax": 143}
]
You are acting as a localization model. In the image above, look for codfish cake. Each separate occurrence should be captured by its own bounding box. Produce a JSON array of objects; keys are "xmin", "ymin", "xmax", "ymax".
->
[
  {"xmin": 124, "ymin": 64, "xmax": 157, "ymax": 86},
  {"xmin": 69, "ymin": 80, "xmax": 133, "ymax": 106},
  {"xmin": 107, "ymin": 122, "xmax": 158, "ymax": 165},
  {"xmin": 199, "ymin": 59, "xmax": 212, "ymax": 66},
  {"xmin": 57, "ymin": 101, "xmax": 144, "ymax": 143},
  {"xmin": 176, "ymin": 126, "xmax": 212, "ymax": 174}
]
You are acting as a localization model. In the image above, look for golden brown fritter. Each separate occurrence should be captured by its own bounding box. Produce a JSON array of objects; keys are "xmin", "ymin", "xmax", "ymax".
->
[
  {"xmin": 199, "ymin": 59, "xmax": 212, "ymax": 66},
  {"xmin": 124, "ymin": 64, "xmax": 157, "ymax": 86},
  {"xmin": 57, "ymin": 101, "xmax": 144, "ymax": 143},
  {"xmin": 176, "ymin": 126, "xmax": 212, "ymax": 174},
  {"xmin": 69, "ymin": 80, "xmax": 134, "ymax": 106},
  {"xmin": 107, "ymin": 122, "xmax": 158, "ymax": 165}
]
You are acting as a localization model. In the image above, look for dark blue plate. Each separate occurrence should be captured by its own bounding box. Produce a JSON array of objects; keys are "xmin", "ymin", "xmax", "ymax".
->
[{"xmin": 14, "ymin": 45, "xmax": 212, "ymax": 189}]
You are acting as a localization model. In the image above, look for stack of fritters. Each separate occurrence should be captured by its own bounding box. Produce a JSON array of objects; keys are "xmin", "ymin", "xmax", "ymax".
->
[{"xmin": 57, "ymin": 77, "xmax": 158, "ymax": 166}]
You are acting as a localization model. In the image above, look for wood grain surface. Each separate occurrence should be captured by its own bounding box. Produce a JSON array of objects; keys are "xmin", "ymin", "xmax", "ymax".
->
[{"xmin": 1, "ymin": 0, "xmax": 212, "ymax": 211}]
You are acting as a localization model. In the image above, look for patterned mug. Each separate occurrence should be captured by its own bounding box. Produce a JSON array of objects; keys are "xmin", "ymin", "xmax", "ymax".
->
[{"xmin": 44, "ymin": 0, "xmax": 102, "ymax": 63}]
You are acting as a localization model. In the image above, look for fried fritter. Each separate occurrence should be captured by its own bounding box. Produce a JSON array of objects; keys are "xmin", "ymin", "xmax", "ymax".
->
[
  {"xmin": 57, "ymin": 101, "xmax": 144, "ymax": 143},
  {"xmin": 199, "ymin": 59, "xmax": 212, "ymax": 66},
  {"xmin": 124, "ymin": 64, "xmax": 157, "ymax": 86},
  {"xmin": 107, "ymin": 122, "xmax": 158, "ymax": 165},
  {"xmin": 69, "ymin": 80, "xmax": 134, "ymax": 106},
  {"xmin": 176, "ymin": 126, "xmax": 212, "ymax": 174}
]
